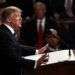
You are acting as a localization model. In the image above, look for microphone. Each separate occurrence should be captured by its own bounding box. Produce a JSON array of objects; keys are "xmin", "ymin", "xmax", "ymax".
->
[
  {"xmin": 66, "ymin": 43, "xmax": 71, "ymax": 57},
  {"xmin": 69, "ymin": 48, "xmax": 71, "ymax": 56},
  {"xmin": 66, "ymin": 42, "xmax": 71, "ymax": 57},
  {"xmin": 62, "ymin": 40, "xmax": 71, "ymax": 57}
]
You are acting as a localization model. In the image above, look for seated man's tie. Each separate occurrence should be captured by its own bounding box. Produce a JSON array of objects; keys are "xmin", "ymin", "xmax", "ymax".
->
[{"xmin": 36, "ymin": 20, "xmax": 45, "ymax": 49}]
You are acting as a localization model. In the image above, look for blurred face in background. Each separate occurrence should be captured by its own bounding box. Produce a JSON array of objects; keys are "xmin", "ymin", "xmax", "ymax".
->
[
  {"xmin": 47, "ymin": 34, "xmax": 61, "ymax": 48},
  {"xmin": 34, "ymin": 3, "xmax": 46, "ymax": 19}
]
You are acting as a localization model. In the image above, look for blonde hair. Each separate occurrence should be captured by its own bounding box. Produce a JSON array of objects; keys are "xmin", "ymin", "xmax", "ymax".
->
[{"xmin": 1, "ymin": 6, "xmax": 22, "ymax": 23}]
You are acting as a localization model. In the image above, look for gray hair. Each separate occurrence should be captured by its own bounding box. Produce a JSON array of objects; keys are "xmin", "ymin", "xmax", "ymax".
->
[
  {"xmin": 33, "ymin": 2, "xmax": 46, "ymax": 10},
  {"xmin": 1, "ymin": 6, "xmax": 22, "ymax": 23}
]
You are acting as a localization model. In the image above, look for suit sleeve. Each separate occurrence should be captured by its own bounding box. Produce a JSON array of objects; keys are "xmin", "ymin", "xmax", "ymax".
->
[{"xmin": 0, "ymin": 29, "xmax": 35, "ymax": 67}]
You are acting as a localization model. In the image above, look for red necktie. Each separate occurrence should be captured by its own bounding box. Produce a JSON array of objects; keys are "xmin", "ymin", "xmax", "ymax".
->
[{"xmin": 36, "ymin": 20, "xmax": 45, "ymax": 49}]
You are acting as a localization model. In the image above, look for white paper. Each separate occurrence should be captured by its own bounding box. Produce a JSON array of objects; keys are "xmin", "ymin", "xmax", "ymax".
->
[
  {"xmin": 22, "ymin": 54, "xmax": 43, "ymax": 61},
  {"xmin": 22, "ymin": 50, "xmax": 75, "ymax": 65}
]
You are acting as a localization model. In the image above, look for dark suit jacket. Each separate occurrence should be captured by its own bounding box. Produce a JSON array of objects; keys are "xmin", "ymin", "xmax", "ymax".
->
[
  {"xmin": 0, "ymin": 24, "xmax": 35, "ymax": 75},
  {"xmin": 20, "ymin": 16, "xmax": 57, "ymax": 47}
]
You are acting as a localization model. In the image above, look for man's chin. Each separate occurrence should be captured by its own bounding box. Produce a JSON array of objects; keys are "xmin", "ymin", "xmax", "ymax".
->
[{"xmin": 19, "ymin": 24, "xmax": 22, "ymax": 28}]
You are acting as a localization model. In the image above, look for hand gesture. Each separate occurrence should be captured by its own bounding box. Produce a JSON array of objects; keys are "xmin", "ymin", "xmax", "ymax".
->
[
  {"xmin": 37, "ymin": 53, "xmax": 49, "ymax": 67},
  {"xmin": 38, "ymin": 45, "xmax": 49, "ymax": 54}
]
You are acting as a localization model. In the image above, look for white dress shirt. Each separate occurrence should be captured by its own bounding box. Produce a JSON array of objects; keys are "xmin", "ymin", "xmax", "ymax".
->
[
  {"xmin": 46, "ymin": 44, "xmax": 59, "ymax": 52},
  {"xmin": 37, "ymin": 17, "xmax": 46, "ymax": 32},
  {"xmin": 4, "ymin": 24, "xmax": 15, "ymax": 35}
]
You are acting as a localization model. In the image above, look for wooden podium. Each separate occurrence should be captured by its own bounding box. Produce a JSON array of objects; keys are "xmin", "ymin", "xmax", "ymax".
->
[
  {"xmin": 23, "ymin": 50, "xmax": 75, "ymax": 75},
  {"xmin": 36, "ymin": 61, "xmax": 75, "ymax": 75}
]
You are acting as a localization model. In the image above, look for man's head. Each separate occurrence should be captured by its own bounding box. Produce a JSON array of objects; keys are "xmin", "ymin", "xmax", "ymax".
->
[
  {"xmin": 46, "ymin": 33, "xmax": 61, "ymax": 48},
  {"xmin": 33, "ymin": 2, "xmax": 46, "ymax": 19},
  {"xmin": 1, "ymin": 6, "xmax": 22, "ymax": 30}
]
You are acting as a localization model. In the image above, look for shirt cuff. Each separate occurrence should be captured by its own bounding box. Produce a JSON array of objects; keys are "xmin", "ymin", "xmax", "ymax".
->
[
  {"xmin": 34, "ymin": 60, "xmax": 38, "ymax": 69},
  {"xmin": 34, "ymin": 50, "xmax": 39, "ymax": 69},
  {"xmin": 35, "ymin": 49, "xmax": 39, "ymax": 54}
]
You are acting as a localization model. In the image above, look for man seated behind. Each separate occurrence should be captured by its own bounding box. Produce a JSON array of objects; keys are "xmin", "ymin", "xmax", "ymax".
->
[
  {"xmin": 39, "ymin": 30, "xmax": 67, "ymax": 52},
  {"xmin": 20, "ymin": 2, "xmax": 57, "ymax": 49}
]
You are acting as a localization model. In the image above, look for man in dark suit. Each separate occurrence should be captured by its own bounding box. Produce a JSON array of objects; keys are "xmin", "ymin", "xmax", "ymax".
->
[
  {"xmin": 0, "ymin": 6, "xmax": 47, "ymax": 75},
  {"xmin": 21, "ymin": 2, "xmax": 57, "ymax": 49}
]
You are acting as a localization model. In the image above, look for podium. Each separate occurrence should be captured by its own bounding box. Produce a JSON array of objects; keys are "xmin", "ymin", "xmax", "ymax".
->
[
  {"xmin": 36, "ymin": 61, "xmax": 75, "ymax": 75},
  {"xmin": 23, "ymin": 50, "xmax": 75, "ymax": 75}
]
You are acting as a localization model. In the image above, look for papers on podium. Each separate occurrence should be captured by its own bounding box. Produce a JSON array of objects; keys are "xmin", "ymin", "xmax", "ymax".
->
[{"xmin": 22, "ymin": 50, "xmax": 75, "ymax": 65}]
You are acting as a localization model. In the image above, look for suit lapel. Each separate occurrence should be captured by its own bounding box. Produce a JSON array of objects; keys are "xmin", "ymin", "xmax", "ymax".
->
[
  {"xmin": 0, "ymin": 24, "xmax": 17, "ymax": 41},
  {"xmin": 0, "ymin": 24, "xmax": 13, "ymax": 36}
]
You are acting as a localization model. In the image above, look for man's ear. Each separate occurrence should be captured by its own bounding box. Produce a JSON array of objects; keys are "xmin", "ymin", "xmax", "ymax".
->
[{"xmin": 6, "ymin": 17, "xmax": 11, "ymax": 22}]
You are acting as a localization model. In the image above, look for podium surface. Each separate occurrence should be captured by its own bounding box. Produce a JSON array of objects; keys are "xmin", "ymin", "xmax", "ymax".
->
[
  {"xmin": 23, "ymin": 50, "xmax": 75, "ymax": 65},
  {"xmin": 23, "ymin": 50, "xmax": 75, "ymax": 75}
]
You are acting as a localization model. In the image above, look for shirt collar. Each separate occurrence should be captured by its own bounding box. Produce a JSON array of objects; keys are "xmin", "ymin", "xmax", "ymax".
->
[
  {"xmin": 37, "ymin": 17, "xmax": 45, "ymax": 23},
  {"xmin": 4, "ymin": 24, "xmax": 15, "ymax": 34},
  {"xmin": 46, "ymin": 44, "xmax": 59, "ymax": 51}
]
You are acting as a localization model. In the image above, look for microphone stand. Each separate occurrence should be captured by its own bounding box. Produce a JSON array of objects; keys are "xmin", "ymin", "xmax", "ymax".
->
[
  {"xmin": 67, "ymin": 43, "xmax": 71, "ymax": 57},
  {"xmin": 64, "ymin": 40, "xmax": 71, "ymax": 57},
  {"xmin": 63, "ymin": 41, "xmax": 71, "ymax": 57}
]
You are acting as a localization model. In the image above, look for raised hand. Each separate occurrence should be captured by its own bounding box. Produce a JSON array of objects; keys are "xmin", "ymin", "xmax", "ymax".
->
[
  {"xmin": 37, "ymin": 53, "xmax": 49, "ymax": 67},
  {"xmin": 38, "ymin": 45, "xmax": 49, "ymax": 54}
]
